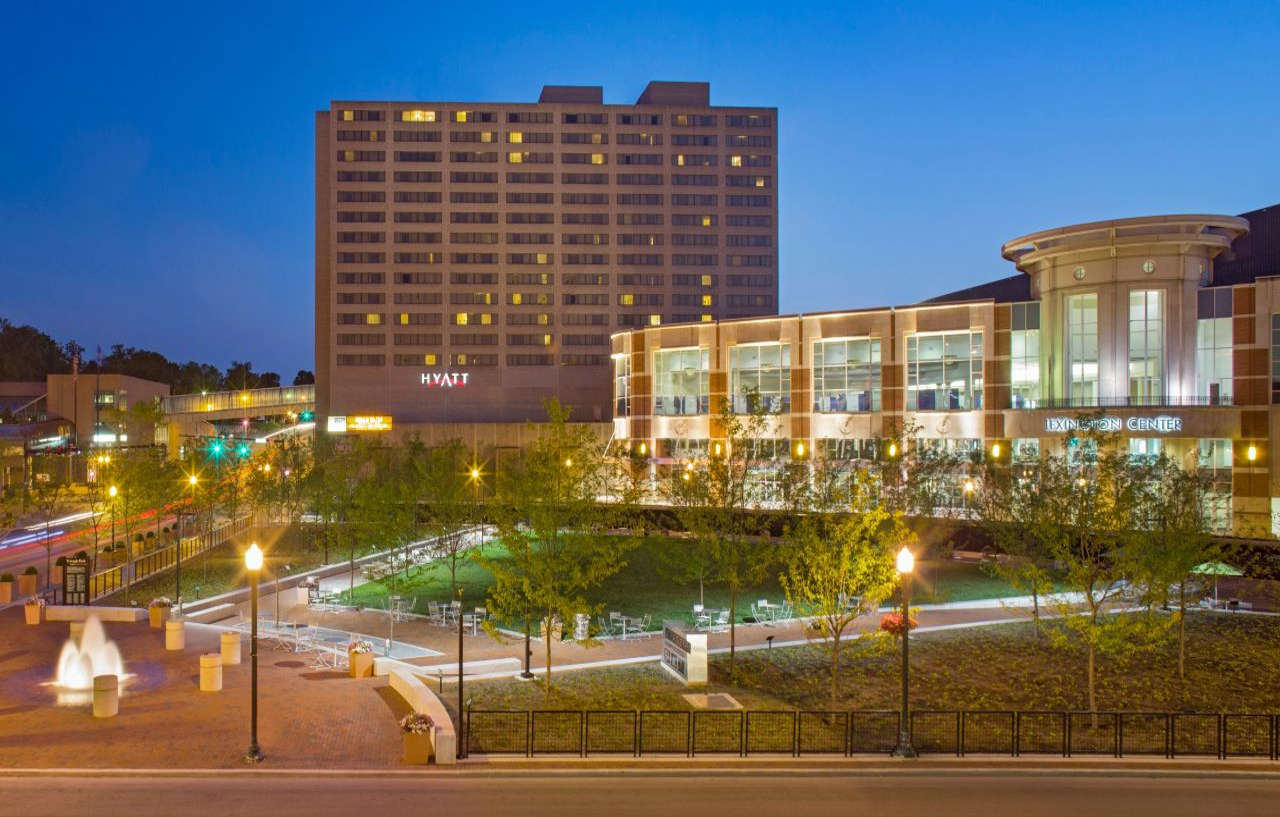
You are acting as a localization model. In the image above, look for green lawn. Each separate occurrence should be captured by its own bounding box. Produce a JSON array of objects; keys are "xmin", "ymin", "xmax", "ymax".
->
[{"xmin": 346, "ymin": 536, "xmax": 1030, "ymax": 627}]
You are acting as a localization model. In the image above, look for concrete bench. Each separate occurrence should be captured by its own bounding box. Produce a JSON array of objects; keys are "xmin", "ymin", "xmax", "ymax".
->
[
  {"xmin": 388, "ymin": 669, "xmax": 457, "ymax": 765},
  {"xmin": 46, "ymin": 606, "xmax": 146, "ymax": 623}
]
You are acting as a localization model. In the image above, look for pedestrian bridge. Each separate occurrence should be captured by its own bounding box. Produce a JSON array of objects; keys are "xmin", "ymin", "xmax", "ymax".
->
[{"xmin": 161, "ymin": 385, "xmax": 314, "ymax": 422}]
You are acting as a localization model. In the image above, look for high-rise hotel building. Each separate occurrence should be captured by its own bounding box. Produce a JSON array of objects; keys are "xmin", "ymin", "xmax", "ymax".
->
[{"xmin": 316, "ymin": 81, "xmax": 777, "ymax": 432}]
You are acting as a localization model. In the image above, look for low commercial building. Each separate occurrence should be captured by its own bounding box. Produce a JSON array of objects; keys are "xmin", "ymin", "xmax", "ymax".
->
[{"xmin": 611, "ymin": 207, "xmax": 1280, "ymax": 537}]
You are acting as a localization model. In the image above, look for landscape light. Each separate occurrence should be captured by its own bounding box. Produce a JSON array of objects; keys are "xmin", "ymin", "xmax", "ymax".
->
[{"xmin": 896, "ymin": 546, "xmax": 914, "ymax": 575}]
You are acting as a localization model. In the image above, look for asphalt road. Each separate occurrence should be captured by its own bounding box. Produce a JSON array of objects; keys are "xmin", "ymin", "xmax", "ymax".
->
[{"xmin": 2, "ymin": 771, "xmax": 1278, "ymax": 817}]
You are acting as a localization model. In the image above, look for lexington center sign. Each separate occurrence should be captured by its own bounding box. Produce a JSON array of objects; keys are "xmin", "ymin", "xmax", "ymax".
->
[{"xmin": 1043, "ymin": 415, "xmax": 1184, "ymax": 434}]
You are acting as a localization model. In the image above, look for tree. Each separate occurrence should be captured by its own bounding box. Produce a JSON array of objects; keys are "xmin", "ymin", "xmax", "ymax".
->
[
  {"xmin": 293, "ymin": 370, "xmax": 315, "ymax": 386},
  {"xmin": 663, "ymin": 391, "xmax": 777, "ymax": 680},
  {"xmin": 478, "ymin": 399, "xmax": 632, "ymax": 698},
  {"xmin": 30, "ymin": 477, "xmax": 68, "ymax": 589},
  {"xmin": 0, "ymin": 318, "xmax": 70, "ymax": 380},
  {"xmin": 780, "ymin": 471, "xmax": 908, "ymax": 706},
  {"xmin": 1040, "ymin": 433, "xmax": 1161, "ymax": 719},
  {"xmin": 1129, "ymin": 454, "xmax": 1216, "ymax": 683},
  {"xmin": 408, "ymin": 438, "xmax": 481, "ymax": 598},
  {"xmin": 975, "ymin": 458, "xmax": 1057, "ymax": 634}
]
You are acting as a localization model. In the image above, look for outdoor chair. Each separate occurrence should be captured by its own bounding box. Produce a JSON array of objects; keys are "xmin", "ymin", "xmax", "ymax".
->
[
  {"xmin": 712, "ymin": 610, "xmax": 730, "ymax": 632},
  {"xmin": 639, "ymin": 613, "xmax": 652, "ymax": 633},
  {"xmin": 597, "ymin": 615, "xmax": 612, "ymax": 637}
]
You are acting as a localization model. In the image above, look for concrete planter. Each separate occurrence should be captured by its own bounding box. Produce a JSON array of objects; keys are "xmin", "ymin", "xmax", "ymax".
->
[
  {"xmin": 148, "ymin": 606, "xmax": 169, "ymax": 629},
  {"xmin": 93, "ymin": 674, "xmax": 119, "ymax": 718},
  {"xmin": 0, "ymin": 581, "xmax": 12, "ymax": 604},
  {"xmin": 17, "ymin": 573, "xmax": 38, "ymax": 597},
  {"xmin": 349, "ymin": 650, "xmax": 374, "ymax": 678},
  {"xmin": 402, "ymin": 731, "xmax": 431, "ymax": 764},
  {"xmin": 199, "ymin": 654, "xmax": 222, "ymax": 692},
  {"xmin": 24, "ymin": 603, "xmax": 42, "ymax": 625},
  {"xmin": 220, "ymin": 631, "xmax": 242, "ymax": 665}
]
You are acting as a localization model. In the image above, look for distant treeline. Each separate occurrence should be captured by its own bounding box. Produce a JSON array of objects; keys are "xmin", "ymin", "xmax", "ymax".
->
[{"xmin": 0, "ymin": 317, "xmax": 312, "ymax": 394}]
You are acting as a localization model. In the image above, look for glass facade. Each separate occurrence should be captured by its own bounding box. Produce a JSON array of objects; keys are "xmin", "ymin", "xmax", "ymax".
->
[
  {"xmin": 1066, "ymin": 293, "xmax": 1098, "ymax": 405},
  {"xmin": 729, "ymin": 343, "xmax": 791, "ymax": 413},
  {"xmin": 1010, "ymin": 302, "xmax": 1040, "ymax": 408},
  {"xmin": 1197, "ymin": 289, "xmax": 1233, "ymax": 405},
  {"xmin": 905, "ymin": 331, "xmax": 983, "ymax": 411},
  {"xmin": 653, "ymin": 347, "xmax": 709, "ymax": 416},
  {"xmin": 812, "ymin": 338, "xmax": 880, "ymax": 412},
  {"xmin": 613, "ymin": 355, "xmax": 630, "ymax": 417},
  {"xmin": 1128, "ymin": 289, "xmax": 1164, "ymax": 404}
]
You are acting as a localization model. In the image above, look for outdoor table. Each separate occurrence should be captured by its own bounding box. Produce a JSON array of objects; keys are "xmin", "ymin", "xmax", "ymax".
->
[
  {"xmin": 756, "ymin": 602, "xmax": 778, "ymax": 622},
  {"xmin": 462, "ymin": 613, "xmax": 480, "ymax": 636},
  {"xmin": 620, "ymin": 615, "xmax": 643, "ymax": 639}
]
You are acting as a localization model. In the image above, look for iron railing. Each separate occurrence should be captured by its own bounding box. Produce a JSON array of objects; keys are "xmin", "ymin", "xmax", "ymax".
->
[
  {"xmin": 464, "ymin": 708, "xmax": 1280, "ymax": 760},
  {"xmin": 1011, "ymin": 395, "xmax": 1234, "ymax": 410}
]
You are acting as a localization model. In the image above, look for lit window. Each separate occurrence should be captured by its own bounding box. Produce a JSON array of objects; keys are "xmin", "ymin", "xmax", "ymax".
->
[
  {"xmin": 535, "ymin": 252, "xmax": 548, "ymax": 264},
  {"xmin": 543, "ymin": 334, "xmax": 552, "ymax": 346},
  {"xmin": 457, "ymin": 353, "xmax": 468, "ymax": 364},
  {"xmin": 399, "ymin": 313, "xmax": 409, "ymax": 325},
  {"xmin": 701, "ymin": 215, "xmax": 712, "ymax": 227},
  {"xmin": 537, "ymin": 313, "xmax": 550, "ymax": 325},
  {"xmin": 402, "ymin": 110, "xmax": 436, "ymax": 122},
  {"xmin": 480, "ymin": 313, "xmax": 492, "ymax": 325},
  {"xmin": 700, "ymin": 274, "xmax": 712, "ymax": 286},
  {"xmin": 456, "ymin": 312, "xmax": 468, "ymax": 325},
  {"xmin": 508, "ymin": 151, "xmax": 523, "ymax": 163},
  {"xmin": 701, "ymin": 314, "xmax": 713, "ymax": 322},
  {"xmin": 754, "ymin": 176, "xmax": 765, "ymax": 188},
  {"xmin": 621, "ymin": 293, "xmax": 635, "ymax": 305},
  {"xmin": 454, "ymin": 111, "xmax": 468, "ymax": 122},
  {"xmin": 591, "ymin": 133, "xmax": 603, "ymax": 144},
  {"xmin": 423, "ymin": 353, "xmax": 437, "ymax": 365},
  {"xmin": 508, "ymin": 131, "xmax": 523, "ymax": 144},
  {"xmin": 342, "ymin": 150, "xmax": 355, "ymax": 161},
  {"xmin": 342, "ymin": 110, "xmax": 354, "ymax": 121},
  {"xmin": 676, "ymin": 154, "xmax": 686, "ymax": 166},
  {"xmin": 511, "ymin": 293, "xmax": 523, "ymax": 305},
  {"xmin": 730, "ymin": 155, "xmax": 742, "ymax": 167},
  {"xmin": 701, "ymin": 295, "xmax": 713, "ymax": 306},
  {"xmin": 480, "ymin": 132, "xmax": 494, "ymax": 143},
  {"xmin": 649, "ymin": 314, "xmax": 662, "ymax": 326},
  {"xmin": 365, "ymin": 313, "xmax": 382, "ymax": 325},
  {"xmin": 590, "ymin": 153, "xmax": 604, "ymax": 165}
]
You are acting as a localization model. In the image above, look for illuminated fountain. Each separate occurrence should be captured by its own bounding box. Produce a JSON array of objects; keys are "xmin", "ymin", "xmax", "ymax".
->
[{"xmin": 51, "ymin": 615, "xmax": 126, "ymax": 705}]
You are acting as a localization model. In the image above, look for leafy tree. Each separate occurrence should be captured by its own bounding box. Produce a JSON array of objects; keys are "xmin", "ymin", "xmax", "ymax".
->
[
  {"xmin": 975, "ymin": 458, "xmax": 1058, "ymax": 634},
  {"xmin": 1129, "ymin": 454, "xmax": 1217, "ymax": 682},
  {"xmin": 663, "ymin": 391, "xmax": 776, "ymax": 680},
  {"xmin": 408, "ymin": 438, "xmax": 482, "ymax": 597},
  {"xmin": 478, "ymin": 399, "xmax": 632, "ymax": 698},
  {"xmin": 0, "ymin": 318, "xmax": 70, "ymax": 380},
  {"xmin": 30, "ymin": 476, "xmax": 68, "ymax": 589},
  {"xmin": 293, "ymin": 370, "xmax": 316, "ymax": 386},
  {"xmin": 780, "ymin": 471, "xmax": 908, "ymax": 707}
]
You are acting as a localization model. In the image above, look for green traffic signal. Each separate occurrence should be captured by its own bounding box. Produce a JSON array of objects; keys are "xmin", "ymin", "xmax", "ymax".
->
[
  {"xmin": 299, "ymin": 410, "xmax": 314, "ymax": 422},
  {"xmin": 237, "ymin": 443, "xmax": 250, "ymax": 458}
]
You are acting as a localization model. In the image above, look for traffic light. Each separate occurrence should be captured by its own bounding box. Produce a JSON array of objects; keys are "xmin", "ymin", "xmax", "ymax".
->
[
  {"xmin": 299, "ymin": 410, "xmax": 314, "ymax": 422},
  {"xmin": 208, "ymin": 440, "xmax": 224, "ymax": 459},
  {"xmin": 237, "ymin": 443, "xmax": 251, "ymax": 458}
]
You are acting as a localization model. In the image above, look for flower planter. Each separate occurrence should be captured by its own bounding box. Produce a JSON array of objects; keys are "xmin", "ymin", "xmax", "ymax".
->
[
  {"xmin": 149, "ymin": 606, "xmax": 169, "ymax": 629},
  {"xmin": 402, "ymin": 731, "xmax": 431, "ymax": 764},
  {"xmin": 17, "ymin": 573, "xmax": 38, "ymax": 597},
  {"xmin": 0, "ymin": 582, "xmax": 12, "ymax": 605},
  {"xmin": 348, "ymin": 650, "xmax": 374, "ymax": 678},
  {"xmin": 24, "ymin": 604, "xmax": 42, "ymax": 625}
]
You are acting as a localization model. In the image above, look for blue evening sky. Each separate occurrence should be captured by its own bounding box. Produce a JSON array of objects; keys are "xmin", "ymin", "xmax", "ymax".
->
[{"xmin": 1, "ymin": 1, "xmax": 1277, "ymax": 375}]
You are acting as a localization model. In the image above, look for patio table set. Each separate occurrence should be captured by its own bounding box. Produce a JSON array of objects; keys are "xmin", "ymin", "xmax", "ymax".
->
[
  {"xmin": 597, "ymin": 611, "xmax": 654, "ymax": 639},
  {"xmin": 428, "ymin": 600, "xmax": 491, "ymax": 635},
  {"xmin": 690, "ymin": 598, "xmax": 794, "ymax": 631}
]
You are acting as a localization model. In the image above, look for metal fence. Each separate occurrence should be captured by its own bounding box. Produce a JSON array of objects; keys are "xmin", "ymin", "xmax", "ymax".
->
[
  {"xmin": 465, "ymin": 708, "xmax": 1280, "ymax": 760},
  {"xmin": 88, "ymin": 515, "xmax": 252, "ymax": 601}
]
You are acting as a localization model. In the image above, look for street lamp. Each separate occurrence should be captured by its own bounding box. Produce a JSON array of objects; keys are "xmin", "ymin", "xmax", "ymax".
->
[
  {"xmin": 244, "ymin": 542, "xmax": 264, "ymax": 763},
  {"xmin": 892, "ymin": 545, "xmax": 917, "ymax": 758},
  {"xmin": 108, "ymin": 485, "xmax": 118, "ymax": 557},
  {"xmin": 456, "ymin": 586, "xmax": 465, "ymax": 760},
  {"xmin": 177, "ymin": 473, "xmax": 198, "ymax": 611}
]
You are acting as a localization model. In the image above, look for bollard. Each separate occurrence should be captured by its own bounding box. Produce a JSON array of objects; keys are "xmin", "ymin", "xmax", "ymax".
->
[
  {"xmin": 165, "ymin": 619, "xmax": 185, "ymax": 651},
  {"xmin": 199, "ymin": 653, "xmax": 222, "ymax": 692},
  {"xmin": 69, "ymin": 621, "xmax": 85, "ymax": 642},
  {"xmin": 93, "ymin": 674, "xmax": 119, "ymax": 718},
  {"xmin": 220, "ymin": 631, "xmax": 241, "ymax": 665}
]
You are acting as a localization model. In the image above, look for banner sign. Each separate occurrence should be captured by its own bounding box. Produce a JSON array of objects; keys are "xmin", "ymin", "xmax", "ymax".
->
[
  {"xmin": 63, "ymin": 556, "xmax": 89, "ymax": 605},
  {"xmin": 1043, "ymin": 415, "xmax": 1183, "ymax": 434}
]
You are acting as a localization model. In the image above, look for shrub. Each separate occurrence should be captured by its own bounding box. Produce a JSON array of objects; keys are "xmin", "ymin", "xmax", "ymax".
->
[
  {"xmin": 74, "ymin": 550, "xmax": 88, "ymax": 560},
  {"xmin": 348, "ymin": 639, "xmax": 375, "ymax": 654},
  {"xmin": 879, "ymin": 612, "xmax": 917, "ymax": 637},
  {"xmin": 0, "ymin": 574, "xmax": 13, "ymax": 583},
  {"xmin": 149, "ymin": 596, "xmax": 173, "ymax": 608},
  {"xmin": 400, "ymin": 712, "xmax": 435, "ymax": 734},
  {"xmin": 55, "ymin": 556, "xmax": 68, "ymax": 566},
  {"xmin": 23, "ymin": 566, "xmax": 37, "ymax": 575}
]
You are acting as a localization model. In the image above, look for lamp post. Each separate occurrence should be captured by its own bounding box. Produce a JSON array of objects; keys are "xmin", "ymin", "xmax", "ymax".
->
[
  {"xmin": 892, "ymin": 545, "xmax": 917, "ymax": 758},
  {"xmin": 457, "ymin": 586, "xmax": 464, "ymax": 760},
  {"xmin": 178, "ymin": 473, "xmax": 197, "ymax": 612},
  {"xmin": 108, "ymin": 484, "xmax": 118, "ymax": 561},
  {"xmin": 244, "ymin": 542, "xmax": 264, "ymax": 763}
]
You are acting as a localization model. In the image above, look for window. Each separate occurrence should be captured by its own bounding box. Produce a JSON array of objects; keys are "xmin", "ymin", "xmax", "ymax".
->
[
  {"xmin": 1010, "ymin": 302, "xmax": 1040, "ymax": 408},
  {"xmin": 451, "ymin": 111, "xmax": 495, "ymax": 123},
  {"xmin": 673, "ymin": 114, "xmax": 716, "ymax": 127},
  {"xmin": 395, "ymin": 171, "xmax": 443, "ymax": 183},
  {"xmin": 1066, "ymin": 293, "xmax": 1098, "ymax": 405},
  {"xmin": 1129, "ymin": 290, "xmax": 1163, "ymax": 404},
  {"xmin": 672, "ymin": 154, "xmax": 717, "ymax": 167},
  {"xmin": 562, "ymin": 353, "xmax": 608, "ymax": 366},
  {"xmin": 336, "ymin": 354, "xmax": 385, "ymax": 366},
  {"xmin": 508, "ymin": 192, "xmax": 553, "ymax": 204},
  {"xmin": 337, "ymin": 252, "xmax": 384, "ymax": 263},
  {"xmin": 507, "ymin": 354, "xmax": 554, "ymax": 366},
  {"xmin": 450, "ymin": 353, "xmax": 497, "ymax": 366},
  {"xmin": 562, "ymin": 112, "xmax": 605, "ymax": 124},
  {"xmin": 449, "ymin": 192, "xmax": 496, "ymax": 204},
  {"xmin": 393, "ymin": 292, "xmax": 442, "ymax": 305},
  {"xmin": 654, "ymin": 348, "xmax": 710, "ymax": 416},
  {"xmin": 400, "ymin": 110, "xmax": 437, "ymax": 122},
  {"xmin": 397, "ymin": 191, "xmax": 443, "ymax": 203},
  {"xmin": 818, "ymin": 438, "xmax": 878, "ymax": 461},
  {"xmin": 339, "ymin": 109, "xmax": 384, "ymax": 122},
  {"xmin": 337, "ymin": 211, "xmax": 385, "ymax": 223},
  {"xmin": 813, "ymin": 338, "xmax": 881, "ymax": 412},
  {"xmin": 393, "ymin": 253, "xmax": 441, "ymax": 266},
  {"xmin": 337, "ymin": 150, "xmax": 385, "ymax": 162},
  {"xmin": 906, "ymin": 331, "xmax": 983, "ymax": 411},
  {"xmin": 726, "ymin": 114, "xmax": 772, "ymax": 128},
  {"xmin": 1273, "ymin": 314, "xmax": 1280, "ymax": 405},
  {"xmin": 1198, "ymin": 438, "xmax": 1233, "ymax": 532},
  {"xmin": 448, "ymin": 171, "xmax": 497, "ymax": 184},
  {"xmin": 1128, "ymin": 438, "xmax": 1162, "ymax": 466},
  {"xmin": 336, "ymin": 171, "xmax": 385, "ymax": 182},
  {"xmin": 337, "ymin": 191, "xmax": 385, "ymax": 203},
  {"xmin": 394, "ymin": 130, "xmax": 441, "ymax": 142},
  {"xmin": 730, "ymin": 343, "xmax": 791, "ymax": 413},
  {"xmin": 394, "ymin": 212, "xmax": 441, "ymax": 223},
  {"xmin": 394, "ymin": 272, "xmax": 442, "ymax": 284},
  {"xmin": 337, "ymin": 271, "xmax": 384, "ymax": 285},
  {"xmin": 394, "ymin": 353, "xmax": 439, "ymax": 366},
  {"xmin": 394, "ymin": 232, "xmax": 441, "ymax": 243},
  {"xmin": 617, "ymin": 132, "xmax": 661, "ymax": 145},
  {"xmin": 507, "ymin": 252, "xmax": 553, "ymax": 265},
  {"xmin": 507, "ymin": 111, "xmax": 552, "ymax": 124},
  {"xmin": 1198, "ymin": 289, "xmax": 1233, "ymax": 405},
  {"xmin": 618, "ymin": 193, "xmax": 664, "ymax": 206},
  {"xmin": 337, "ymin": 130, "xmax": 384, "ymax": 142},
  {"xmin": 563, "ymin": 254, "xmax": 609, "ymax": 265},
  {"xmin": 394, "ymin": 151, "xmax": 440, "ymax": 162},
  {"xmin": 617, "ymin": 113, "xmax": 661, "ymax": 126},
  {"xmin": 614, "ymin": 355, "xmax": 631, "ymax": 417}
]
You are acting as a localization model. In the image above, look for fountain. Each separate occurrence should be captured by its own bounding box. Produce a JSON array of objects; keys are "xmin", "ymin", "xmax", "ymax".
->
[{"xmin": 52, "ymin": 614, "xmax": 126, "ymax": 705}]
